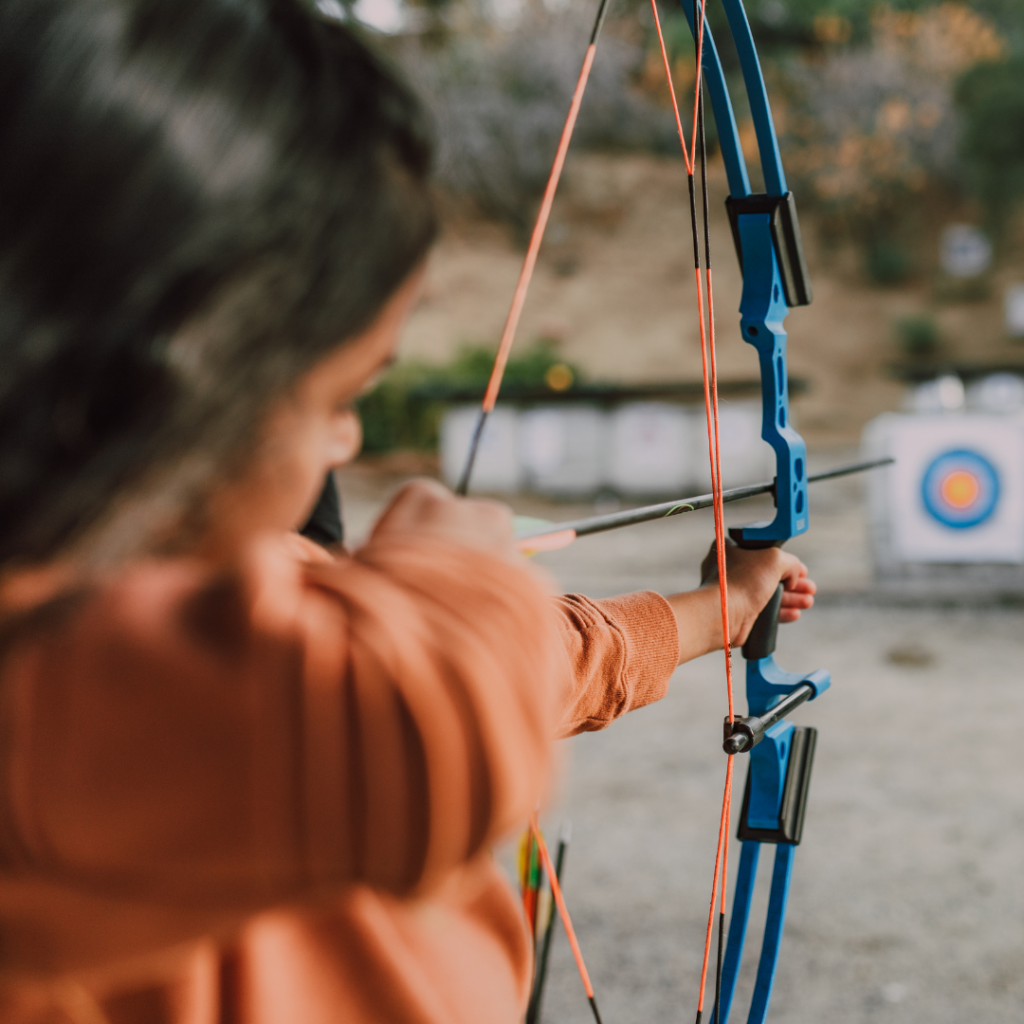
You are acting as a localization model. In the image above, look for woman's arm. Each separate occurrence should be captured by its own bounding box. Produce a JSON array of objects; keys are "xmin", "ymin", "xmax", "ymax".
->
[
  {"xmin": 550, "ymin": 541, "xmax": 816, "ymax": 737},
  {"xmin": 0, "ymin": 495, "xmax": 562, "ymax": 913}
]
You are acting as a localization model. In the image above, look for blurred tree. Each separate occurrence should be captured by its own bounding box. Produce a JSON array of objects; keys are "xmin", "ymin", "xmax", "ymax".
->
[
  {"xmin": 778, "ymin": 3, "xmax": 1005, "ymax": 282},
  {"xmin": 302, "ymin": 0, "xmax": 1024, "ymax": 282},
  {"xmin": 956, "ymin": 56, "xmax": 1024, "ymax": 229},
  {"xmin": 743, "ymin": 0, "xmax": 1023, "ymax": 53},
  {"xmin": 357, "ymin": 341, "xmax": 582, "ymax": 453},
  {"xmin": 866, "ymin": 238, "xmax": 915, "ymax": 287},
  {"xmin": 401, "ymin": 12, "xmax": 677, "ymax": 232}
]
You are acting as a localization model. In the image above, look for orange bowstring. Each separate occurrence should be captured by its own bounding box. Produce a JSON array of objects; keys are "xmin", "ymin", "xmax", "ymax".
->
[
  {"xmin": 697, "ymin": 758, "xmax": 733, "ymax": 1014},
  {"xmin": 648, "ymin": 1, "xmax": 735, "ymax": 1018},
  {"xmin": 703, "ymin": 270, "xmax": 734, "ymax": 719},
  {"xmin": 459, "ymin": 0, "xmax": 612, "ymax": 493},
  {"xmin": 648, "ymin": 0, "xmax": 733, "ymax": 728},
  {"xmin": 693, "ymin": 268, "xmax": 735, "ymax": 1021},
  {"xmin": 481, "ymin": 44, "xmax": 597, "ymax": 414},
  {"xmin": 690, "ymin": 0, "xmax": 709, "ymax": 169},
  {"xmin": 649, "ymin": 0, "xmax": 692, "ymax": 174}
]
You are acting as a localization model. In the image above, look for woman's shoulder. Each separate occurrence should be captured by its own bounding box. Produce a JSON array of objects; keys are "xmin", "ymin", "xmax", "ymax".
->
[
  {"xmin": 0, "ymin": 535, "xmax": 319, "ymax": 665},
  {"xmin": 0, "ymin": 529, "xmax": 556, "ymax": 669}
]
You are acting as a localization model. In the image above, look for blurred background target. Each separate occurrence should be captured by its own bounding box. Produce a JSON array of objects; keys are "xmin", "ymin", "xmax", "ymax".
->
[
  {"xmin": 865, "ymin": 414, "xmax": 1024, "ymax": 564},
  {"xmin": 921, "ymin": 449, "xmax": 999, "ymax": 528}
]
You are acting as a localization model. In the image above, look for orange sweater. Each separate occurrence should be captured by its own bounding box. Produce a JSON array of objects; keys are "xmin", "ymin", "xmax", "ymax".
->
[{"xmin": 0, "ymin": 532, "xmax": 678, "ymax": 1024}]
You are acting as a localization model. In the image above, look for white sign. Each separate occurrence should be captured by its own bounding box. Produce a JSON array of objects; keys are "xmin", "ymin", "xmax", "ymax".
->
[
  {"xmin": 440, "ymin": 405, "xmax": 523, "ymax": 493},
  {"xmin": 690, "ymin": 401, "xmax": 776, "ymax": 491},
  {"xmin": 941, "ymin": 224, "xmax": 992, "ymax": 278},
  {"xmin": 520, "ymin": 406, "xmax": 607, "ymax": 496},
  {"xmin": 1005, "ymin": 284, "xmax": 1024, "ymax": 338},
  {"xmin": 607, "ymin": 403, "xmax": 692, "ymax": 495},
  {"xmin": 965, "ymin": 373, "xmax": 1024, "ymax": 415}
]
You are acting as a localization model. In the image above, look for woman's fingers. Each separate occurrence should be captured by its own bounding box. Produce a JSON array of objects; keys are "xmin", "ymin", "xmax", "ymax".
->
[
  {"xmin": 778, "ymin": 594, "xmax": 814, "ymax": 622},
  {"xmin": 370, "ymin": 479, "xmax": 516, "ymax": 556},
  {"xmin": 701, "ymin": 540, "xmax": 820, "ymax": 640},
  {"xmin": 782, "ymin": 576, "xmax": 816, "ymax": 597},
  {"xmin": 778, "ymin": 571, "xmax": 815, "ymax": 622}
]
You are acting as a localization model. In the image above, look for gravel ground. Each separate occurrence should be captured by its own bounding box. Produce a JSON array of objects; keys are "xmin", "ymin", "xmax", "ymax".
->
[{"xmin": 336, "ymin": 454, "xmax": 1024, "ymax": 1024}]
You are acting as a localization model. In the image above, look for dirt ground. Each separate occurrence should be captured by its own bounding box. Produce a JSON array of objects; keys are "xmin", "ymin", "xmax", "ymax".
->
[
  {"xmin": 336, "ymin": 454, "xmax": 1024, "ymax": 1024},
  {"xmin": 401, "ymin": 153, "xmax": 1022, "ymax": 446}
]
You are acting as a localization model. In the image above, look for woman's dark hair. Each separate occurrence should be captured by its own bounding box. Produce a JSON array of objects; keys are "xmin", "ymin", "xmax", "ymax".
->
[{"xmin": 0, "ymin": 0, "xmax": 436, "ymax": 564}]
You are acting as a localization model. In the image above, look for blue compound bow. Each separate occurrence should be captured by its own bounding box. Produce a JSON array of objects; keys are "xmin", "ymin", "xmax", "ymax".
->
[
  {"xmin": 675, "ymin": 3, "xmax": 832, "ymax": 1023},
  {"xmin": 457, "ymin": 0, "xmax": 839, "ymax": 1019}
]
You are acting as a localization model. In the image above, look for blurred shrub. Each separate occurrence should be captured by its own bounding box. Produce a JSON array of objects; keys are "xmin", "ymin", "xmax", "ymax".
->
[
  {"xmin": 866, "ymin": 238, "xmax": 915, "ymax": 285},
  {"xmin": 357, "ymin": 362, "xmax": 444, "ymax": 454},
  {"xmin": 894, "ymin": 313, "xmax": 941, "ymax": 358},
  {"xmin": 357, "ymin": 340, "xmax": 581, "ymax": 453},
  {"xmin": 955, "ymin": 56, "xmax": 1024, "ymax": 227},
  {"xmin": 399, "ymin": 14, "xmax": 677, "ymax": 230},
  {"xmin": 432, "ymin": 338, "xmax": 578, "ymax": 391}
]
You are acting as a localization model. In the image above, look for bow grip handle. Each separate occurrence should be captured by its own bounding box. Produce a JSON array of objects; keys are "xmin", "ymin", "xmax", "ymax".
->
[
  {"xmin": 729, "ymin": 528, "xmax": 784, "ymax": 661},
  {"xmin": 741, "ymin": 582, "xmax": 783, "ymax": 661}
]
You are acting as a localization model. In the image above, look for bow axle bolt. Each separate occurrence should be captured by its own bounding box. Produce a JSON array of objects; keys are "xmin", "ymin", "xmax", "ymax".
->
[{"xmin": 722, "ymin": 681, "xmax": 816, "ymax": 755}]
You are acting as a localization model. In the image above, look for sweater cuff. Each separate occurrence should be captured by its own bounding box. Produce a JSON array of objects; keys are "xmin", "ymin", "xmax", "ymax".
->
[{"xmin": 590, "ymin": 591, "xmax": 679, "ymax": 712}]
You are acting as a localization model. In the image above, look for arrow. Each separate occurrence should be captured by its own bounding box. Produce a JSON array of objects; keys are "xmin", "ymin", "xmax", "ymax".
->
[{"xmin": 514, "ymin": 456, "xmax": 893, "ymax": 553}]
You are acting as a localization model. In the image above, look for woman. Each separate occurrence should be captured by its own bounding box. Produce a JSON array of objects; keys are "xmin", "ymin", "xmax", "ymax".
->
[{"xmin": 0, "ymin": 1, "xmax": 815, "ymax": 1021}]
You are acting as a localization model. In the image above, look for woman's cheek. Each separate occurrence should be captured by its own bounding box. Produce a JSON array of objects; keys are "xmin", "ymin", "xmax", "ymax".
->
[{"xmin": 327, "ymin": 408, "xmax": 362, "ymax": 467}]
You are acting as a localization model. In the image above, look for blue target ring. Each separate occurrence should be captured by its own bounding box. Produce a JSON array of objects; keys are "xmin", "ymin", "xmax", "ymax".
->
[{"xmin": 921, "ymin": 449, "xmax": 1000, "ymax": 529}]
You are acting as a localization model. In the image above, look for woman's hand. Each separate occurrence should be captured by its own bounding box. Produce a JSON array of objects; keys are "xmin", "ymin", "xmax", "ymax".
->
[
  {"xmin": 368, "ymin": 479, "xmax": 517, "ymax": 559},
  {"xmin": 668, "ymin": 539, "xmax": 816, "ymax": 664},
  {"xmin": 700, "ymin": 539, "xmax": 815, "ymax": 643}
]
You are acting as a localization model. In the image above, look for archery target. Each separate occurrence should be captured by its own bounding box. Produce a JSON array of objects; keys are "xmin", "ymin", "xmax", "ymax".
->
[
  {"xmin": 864, "ymin": 414, "xmax": 1024, "ymax": 563},
  {"xmin": 920, "ymin": 449, "xmax": 999, "ymax": 529}
]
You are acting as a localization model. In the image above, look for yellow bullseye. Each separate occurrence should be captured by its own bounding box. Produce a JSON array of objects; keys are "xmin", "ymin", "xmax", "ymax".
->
[{"xmin": 941, "ymin": 470, "xmax": 979, "ymax": 509}]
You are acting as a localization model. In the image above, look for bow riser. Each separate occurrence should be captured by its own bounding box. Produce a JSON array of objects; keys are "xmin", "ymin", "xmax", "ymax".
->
[
  {"xmin": 676, "ymin": 3, "xmax": 830, "ymax": 1023},
  {"xmin": 734, "ymin": 213, "xmax": 808, "ymax": 543},
  {"xmin": 747, "ymin": 722, "xmax": 793, "ymax": 831},
  {"xmin": 677, "ymin": 3, "xmax": 811, "ymax": 544}
]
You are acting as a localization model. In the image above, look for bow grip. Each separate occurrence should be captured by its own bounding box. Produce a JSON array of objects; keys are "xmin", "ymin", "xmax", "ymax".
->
[
  {"xmin": 742, "ymin": 582, "xmax": 783, "ymax": 661},
  {"xmin": 729, "ymin": 527, "xmax": 784, "ymax": 661}
]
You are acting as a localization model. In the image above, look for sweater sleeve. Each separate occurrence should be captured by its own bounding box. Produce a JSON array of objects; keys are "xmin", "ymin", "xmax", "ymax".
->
[
  {"xmin": 551, "ymin": 591, "xmax": 679, "ymax": 737},
  {"xmin": 0, "ymin": 535, "xmax": 561, "ymax": 909}
]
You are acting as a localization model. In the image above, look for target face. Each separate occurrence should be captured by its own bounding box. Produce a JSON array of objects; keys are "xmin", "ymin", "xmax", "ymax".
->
[{"xmin": 921, "ymin": 449, "xmax": 1000, "ymax": 529}]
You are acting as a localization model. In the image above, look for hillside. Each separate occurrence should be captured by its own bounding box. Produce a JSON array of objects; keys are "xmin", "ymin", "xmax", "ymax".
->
[{"xmin": 398, "ymin": 152, "xmax": 1022, "ymax": 447}]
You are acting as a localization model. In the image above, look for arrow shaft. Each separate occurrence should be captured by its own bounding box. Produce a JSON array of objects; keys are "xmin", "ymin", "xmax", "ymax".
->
[{"xmin": 514, "ymin": 457, "xmax": 893, "ymax": 543}]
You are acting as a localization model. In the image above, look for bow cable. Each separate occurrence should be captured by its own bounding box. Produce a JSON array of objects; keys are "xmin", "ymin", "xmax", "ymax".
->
[
  {"xmin": 693, "ymin": 8, "xmax": 736, "ymax": 1022},
  {"xmin": 456, "ymin": 0, "xmax": 614, "ymax": 496},
  {"xmin": 648, "ymin": 1, "xmax": 735, "ymax": 1019},
  {"xmin": 455, "ymin": 0, "xmax": 614, "ymax": 1002},
  {"xmin": 649, "ymin": 0, "xmax": 692, "ymax": 172}
]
